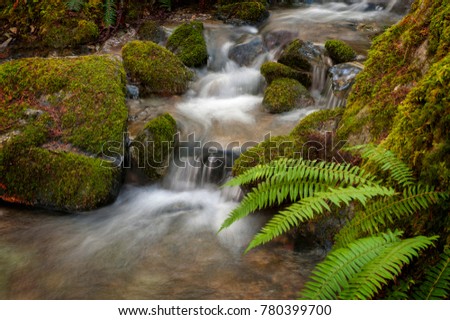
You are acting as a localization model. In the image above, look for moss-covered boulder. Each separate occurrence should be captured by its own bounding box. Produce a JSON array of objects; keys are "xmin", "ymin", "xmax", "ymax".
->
[
  {"xmin": 261, "ymin": 61, "xmax": 312, "ymax": 88},
  {"xmin": 277, "ymin": 39, "xmax": 324, "ymax": 72},
  {"xmin": 0, "ymin": 55, "xmax": 128, "ymax": 211},
  {"xmin": 217, "ymin": 1, "xmax": 269, "ymax": 25},
  {"xmin": 324, "ymin": 39, "xmax": 356, "ymax": 64},
  {"xmin": 263, "ymin": 78, "xmax": 314, "ymax": 113},
  {"xmin": 137, "ymin": 20, "xmax": 166, "ymax": 43},
  {"xmin": 166, "ymin": 21, "xmax": 208, "ymax": 68},
  {"xmin": 131, "ymin": 113, "xmax": 177, "ymax": 181},
  {"xmin": 232, "ymin": 108, "xmax": 345, "ymax": 176},
  {"xmin": 122, "ymin": 40, "xmax": 193, "ymax": 96}
]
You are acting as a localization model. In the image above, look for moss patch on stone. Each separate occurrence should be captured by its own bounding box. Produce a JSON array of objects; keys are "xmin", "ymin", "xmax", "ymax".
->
[
  {"xmin": 337, "ymin": 0, "xmax": 447, "ymax": 144},
  {"xmin": 166, "ymin": 21, "xmax": 208, "ymax": 68},
  {"xmin": 263, "ymin": 78, "xmax": 314, "ymax": 113},
  {"xmin": 0, "ymin": 55, "xmax": 127, "ymax": 211},
  {"xmin": 261, "ymin": 61, "xmax": 312, "ymax": 88},
  {"xmin": 232, "ymin": 108, "xmax": 345, "ymax": 176},
  {"xmin": 131, "ymin": 113, "xmax": 177, "ymax": 181},
  {"xmin": 324, "ymin": 39, "xmax": 356, "ymax": 64},
  {"xmin": 277, "ymin": 39, "xmax": 313, "ymax": 72},
  {"xmin": 122, "ymin": 40, "xmax": 193, "ymax": 96},
  {"xmin": 217, "ymin": 1, "xmax": 269, "ymax": 25}
]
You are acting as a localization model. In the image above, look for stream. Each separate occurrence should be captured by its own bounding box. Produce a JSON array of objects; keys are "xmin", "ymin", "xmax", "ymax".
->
[{"xmin": 0, "ymin": 1, "xmax": 405, "ymax": 299}]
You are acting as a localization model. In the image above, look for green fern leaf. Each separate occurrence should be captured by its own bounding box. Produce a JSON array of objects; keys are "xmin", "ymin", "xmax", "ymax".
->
[
  {"xmin": 66, "ymin": 0, "xmax": 85, "ymax": 11},
  {"xmin": 299, "ymin": 231, "xmax": 403, "ymax": 300},
  {"xmin": 352, "ymin": 144, "xmax": 415, "ymax": 187},
  {"xmin": 334, "ymin": 187, "xmax": 448, "ymax": 247},
  {"xmin": 104, "ymin": 0, "xmax": 116, "ymax": 27},
  {"xmin": 413, "ymin": 248, "xmax": 450, "ymax": 299},
  {"xmin": 340, "ymin": 235, "xmax": 438, "ymax": 299},
  {"xmin": 244, "ymin": 185, "xmax": 395, "ymax": 252}
]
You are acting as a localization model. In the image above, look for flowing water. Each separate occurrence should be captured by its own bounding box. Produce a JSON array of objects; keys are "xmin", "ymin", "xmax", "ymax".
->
[{"xmin": 0, "ymin": 1, "xmax": 404, "ymax": 299}]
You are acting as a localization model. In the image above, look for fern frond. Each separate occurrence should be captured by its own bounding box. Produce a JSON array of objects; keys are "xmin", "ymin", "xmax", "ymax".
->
[
  {"xmin": 353, "ymin": 144, "xmax": 415, "ymax": 187},
  {"xmin": 413, "ymin": 248, "xmax": 450, "ymax": 299},
  {"xmin": 334, "ymin": 186, "xmax": 449, "ymax": 247},
  {"xmin": 299, "ymin": 230, "xmax": 403, "ymax": 300},
  {"xmin": 225, "ymin": 158, "xmax": 376, "ymax": 188},
  {"xmin": 340, "ymin": 235, "xmax": 437, "ymax": 299},
  {"xmin": 104, "ymin": 0, "xmax": 116, "ymax": 27},
  {"xmin": 66, "ymin": 0, "xmax": 85, "ymax": 11},
  {"xmin": 244, "ymin": 185, "xmax": 395, "ymax": 252},
  {"xmin": 219, "ymin": 180, "xmax": 329, "ymax": 232}
]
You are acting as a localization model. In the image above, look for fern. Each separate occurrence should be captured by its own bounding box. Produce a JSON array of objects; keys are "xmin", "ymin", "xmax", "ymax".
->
[
  {"xmin": 413, "ymin": 248, "xmax": 450, "ymax": 299},
  {"xmin": 300, "ymin": 231, "xmax": 437, "ymax": 300},
  {"xmin": 245, "ymin": 185, "xmax": 394, "ymax": 252},
  {"xmin": 159, "ymin": 0, "xmax": 172, "ymax": 11},
  {"xmin": 221, "ymin": 158, "xmax": 379, "ymax": 232},
  {"xmin": 350, "ymin": 144, "xmax": 415, "ymax": 187},
  {"xmin": 334, "ymin": 186, "xmax": 448, "ymax": 247},
  {"xmin": 104, "ymin": 0, "xmax": 116, "ymax": 27},
  {"xmin": 66, "ymin": 0, "xmax": 84, "ymax": 11}
]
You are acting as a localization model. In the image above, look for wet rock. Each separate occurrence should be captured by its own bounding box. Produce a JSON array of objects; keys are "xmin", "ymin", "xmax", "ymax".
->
[
  {"xmin": 126, "ymin": 85, "xmax": 139, "ymax": 100},
  {"xmin": 217, "ymin": 1, "xmax": 270, "ymax": 26},
  {"xmin": 263, "ymin": 78, "xmax": 314, "ymax": 113},
  {"xmin": 263, "ymin": 30, "xmax": 296, "ymax": 51},
  {"xmin": 328, "ymin": 62, "xmax": 363, "ymax": 98},
  {"xmin": 261, "ymin": 61, "xmax": 312, "ymax": 88},
  {"xmin": 131, "ymin": 113, "xmax": 178, "ymax": 181},
  {"xmin": 278, "ymin": 39, "xmax": 325, "ymax": 72},
  {"xmin": 228, "ymin": 36, "xmax": 266, "ymax": 66}
]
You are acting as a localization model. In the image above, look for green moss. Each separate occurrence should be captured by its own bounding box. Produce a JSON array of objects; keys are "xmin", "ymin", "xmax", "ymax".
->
[
  {"xmin": 138, "ymin": 20, "xmax": 166, "ymax": 43},
  {"xmin": 42, "ymin": 19, "xmax": 98, "ymax": 49},
  {"xmin": 337, "ymin": 0, "xmax": 444, "ymax": 143},
  {"xmin": 232, "ymin": 108, "xmax": 345, "ymax": 176},
  {"xmin": 166, "ymin": 21, "xmax": 208, "ymax": 68},
  {"xmin": 261, "ymin": 61, "xmax": 312, "ymax": 87},
  {"xmin": 217, "ymin": 1, "xmax": 269, "ymax": 25},
  {"xmin": 384, "ymin": 53, "xmax": 450, "ymax": 189},
  {"xmin": 122, "ymin": 40, "xmax": 193, "ymax": 96},
  {"xmin": 263, "ymin": 78, "xmax": 313, "ymax": 113},
  {"xmin": 277, "ymin": 39, "xmax": 312, "ymax": 72},
  {"xmin": 132, "ymin": 113, "xmax": 177, "ymax": 181},
  {"xmin": 324, "ymin": 39, "xmax": 356, "ymax": 64},
  {"xmin": 0, "ymin": 55, "xmax": 127, "ymax": 211}
]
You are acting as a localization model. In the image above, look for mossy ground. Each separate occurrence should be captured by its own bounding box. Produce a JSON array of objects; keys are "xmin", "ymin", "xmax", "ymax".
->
[
  {"xmin": 122, "ymin": 40, "xmax": 193, "ymax": 96},
  {"xmin": 0, "ymin": 55, "xmax": 127, "ymax": 211},
  {"xmin": 166, "ymin": 21, "xmax": 208, "ymax": 68},
  {"xmin": 263, "ymin": 78, "xmax": 313, "ymax": 113},
  {"xmin": 260, "ymin": 61, "xmax": 312, "ymax": 88},
  {"xmin": 132, "ymin": 113, "xmax": 177, "ymax": 181},
  {"xmin": 324, "ymin": 39, "xmax": 356, "ymax": 64}
]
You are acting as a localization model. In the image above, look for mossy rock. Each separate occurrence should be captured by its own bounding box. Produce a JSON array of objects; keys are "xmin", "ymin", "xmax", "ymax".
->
[
  {"xmin": 232, "ymin": 108, "xmax": 345, "ymax": 176},
  {"xmin": 43, "ymin": 19, "xmax": 99, "ymax": 49},
  {"xmin": 166, "ymin": 21, "xmax": 208, "ymax": 68},
  {"xmin": 277, "ymin": 39, "xmax": 322, "ymax": 72},
  {"xmin": 261, "ymin": 61, "xmax": 312, "ymax": 88},
  {"xmin": 137, "ymin": 20, "xmax": 166, "ymax": 43},
  {"xmin": 384, "ymin": 53, "xmax": 450, "ymax": 188},
  {"xmin": 122, "ymin": 40, "xmax": 193, "ymax": 96},
  {"xmin": 338, "ymin": 0, "xmax": 449, "ymax": 144},
  {"xmin": 263, "ymin": 78, "xmax": 314, "ymax": 113},
  {"xmin": 0, "ymin": 55, "xmax": 127, "ymax": 211},
  {"xmin": 131, "ymin": 113, "xmax": 177, "ymax": 181},
  {"xmin": 324, "ymin": 39, "xmax": 356, "ymax": 64},
  {"xmin": 217, "ymin": 1, "xmax": 269, "ymax": 25}
]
